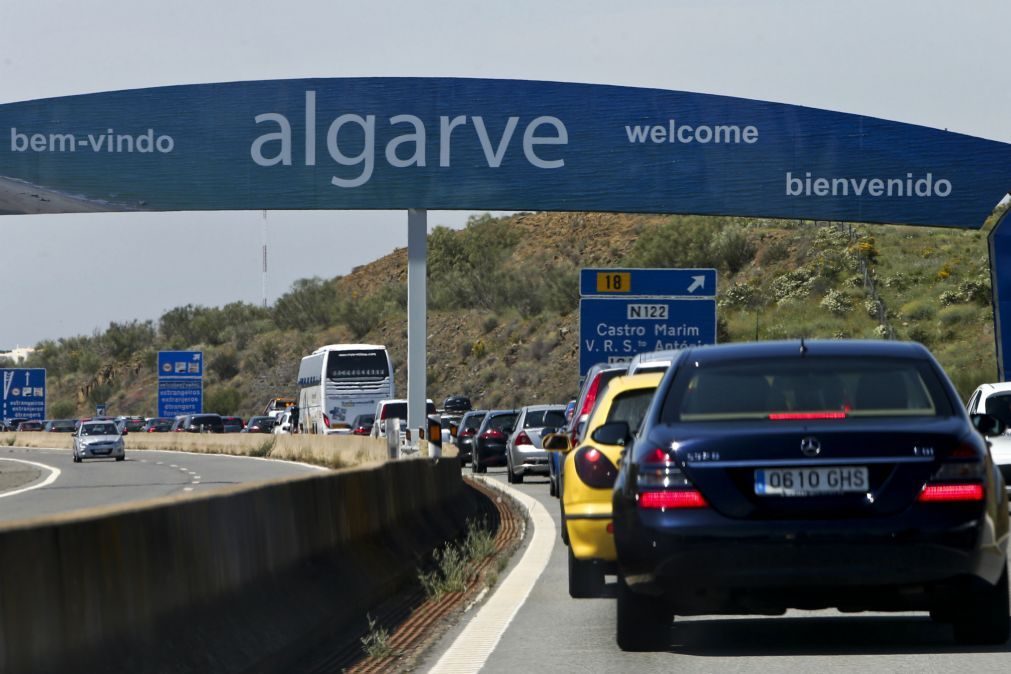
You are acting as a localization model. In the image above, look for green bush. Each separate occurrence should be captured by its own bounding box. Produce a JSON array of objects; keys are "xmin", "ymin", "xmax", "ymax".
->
[
  {"xmin": 204, "ymin": 386, "xmax": 242, "ymax": 415},
  {"xmin": 899, "ymin": 299, "xmax": 935, "ymax": 321}
]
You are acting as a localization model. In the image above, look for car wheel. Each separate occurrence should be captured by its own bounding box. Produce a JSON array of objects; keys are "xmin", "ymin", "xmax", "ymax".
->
[
  {"xmin": 506, "ymin": 456, "xmax": 517, "ymax": 483},
  {"xmin": 569, "ymin": 548, "xmax": 604, "ymax": 598},
  {"xmin": 549, "ymin": 475, "xmax": 557, "ymax": 497},
  {"xmin": 616, "ymin": 574, "xmax": 672, "ymax": 652},
  {"xmin": 952, "ymin": 567, "xmax": 1010, "ymax": 645},
  {"xmin": 116, "ymin": 456, "xmax": 125, "ymax": 462}
]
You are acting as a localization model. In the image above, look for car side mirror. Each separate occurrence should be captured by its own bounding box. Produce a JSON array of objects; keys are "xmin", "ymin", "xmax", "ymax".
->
[
  {"xmin": 121, "ymin": 429, "xmax": 128, "ymax": 436},
  {"xmin": 971, "ymin": 413, "xmax": 1006, "ymax": 437},
  {"xmin": 542, "ymin": 432, "xmax": 572, "ymax": 452},
  {"xmin": 590, "ymin": 421, "xmax": 632, "ymax": 446}
]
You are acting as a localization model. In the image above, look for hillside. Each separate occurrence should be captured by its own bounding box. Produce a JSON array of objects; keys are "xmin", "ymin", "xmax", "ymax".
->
[{"xmin": 11, "ymin": 210, "xmax": 1003, "ymax": 418}]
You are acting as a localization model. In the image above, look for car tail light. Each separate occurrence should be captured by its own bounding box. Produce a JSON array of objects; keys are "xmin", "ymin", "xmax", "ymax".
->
[
  {"xmin": 515, "ymin": 430, "xmax": 533, "ymax": 446},
  {"xmin": 639, "ymin": 490, "xmax": 708, "ymax": 509},
  {"xmin": 917, "ymin": 441, "xmax": 985, "ymax": 503},
  {"xmin": 323, "ymin": 414, "xmax": 331, "ymax": 429},
  {"xmin": 573, "ymin": 446, "xmax": 619, "ymax": 488},
  {"xmin": 917, "ymin": 483, "xmax": 984, "ymax": 502},
  {"xmin": 768, "ymin": 411, "xmax": 847, "ymax": 420},
  {"xmin": 580, "ymin": 375, "xmax": 603, "ymax": 418},
  {"xmin": 636, "ymin": 446, "xmax": 708, "ymax": 509},
  {"xmin": 352, "ymin": 426, "xmax": 370, "ymax": 436},
  {"xmin": 460, "ymin": 428, "xmax": 475, "ymax": 438},
  {"xmin": 481, "ymin": 428, "xmax": 505, "ymax": 440}
]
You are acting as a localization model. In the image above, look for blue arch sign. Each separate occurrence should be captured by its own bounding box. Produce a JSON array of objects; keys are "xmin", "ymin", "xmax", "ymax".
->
[{"xmin": 2, "ymin": 78, "xmax": 1010, "ymax": 372}]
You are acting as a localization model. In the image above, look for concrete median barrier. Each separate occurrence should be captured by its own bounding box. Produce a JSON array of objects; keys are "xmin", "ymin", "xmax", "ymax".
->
[{"xmin": 0, "ymin": 457, "xmax": 477, "ymax": 673}]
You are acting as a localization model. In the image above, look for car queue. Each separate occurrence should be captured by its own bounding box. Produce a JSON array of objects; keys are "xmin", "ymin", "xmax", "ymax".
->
[{"xmin": 453, "ymin": 340, "xmax": 1011, "ymax": 651}]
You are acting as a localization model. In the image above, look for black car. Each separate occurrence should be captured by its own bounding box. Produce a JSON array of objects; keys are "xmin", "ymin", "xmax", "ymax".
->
[
  {"xmin": 181, "ymin": 414, "xmax": 224, "ymax": 433},
  {"xmin": 350, "ymin": 413, "xmax": 375, "ymax": 436},
  {"xmin": 443, "ymin": 395, "xmax": 473, "ymax": 414},
  {"xmin": 470, "ymin": 409, "xmax": 518, "ymax": 474},
  {"xmin": 611, "ymin": 340, "xmax": 1009, "ymax": 650},
  {"xmin": 243, "ymin": 415, "xmax": 276, "ymax": 433},
  {"xmin": 454, "ymin": 410, "xmax": 487, "ymax": 465}
]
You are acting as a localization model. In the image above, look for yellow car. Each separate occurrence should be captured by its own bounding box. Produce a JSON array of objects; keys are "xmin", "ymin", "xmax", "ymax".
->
[{"xmin": 558, "ymin": 371, "xmax": 663, "ymax": 598}]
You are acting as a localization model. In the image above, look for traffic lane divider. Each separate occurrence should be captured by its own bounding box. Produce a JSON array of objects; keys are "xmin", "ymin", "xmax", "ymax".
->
[{"xmin": 0, "ymin": 457, "xmax": 474, "ymax": 673}]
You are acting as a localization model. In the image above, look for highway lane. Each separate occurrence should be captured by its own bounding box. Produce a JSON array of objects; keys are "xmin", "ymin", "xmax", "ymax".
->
[
  {"xmin": 0, "ymin": 445, "xmax": 324, "ymax": 523},
  {"xmin": 430, "ymin": 468, "xmax": 1011, "ymax": 674}
]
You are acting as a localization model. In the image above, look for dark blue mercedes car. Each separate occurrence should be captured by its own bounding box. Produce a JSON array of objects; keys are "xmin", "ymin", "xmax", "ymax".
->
[{"xmin": 610, "ymin": 340, "xmax": 1009, "ymax": 651}]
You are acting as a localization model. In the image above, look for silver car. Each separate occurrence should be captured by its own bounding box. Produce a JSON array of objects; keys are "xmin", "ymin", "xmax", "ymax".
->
[
  {"xmin": 73, "ymin": 420, "xmax": 126, "ymax": 462},
  {"xmin": 505, "ymin": 404, "xmax": 568, "ymax": 484}
]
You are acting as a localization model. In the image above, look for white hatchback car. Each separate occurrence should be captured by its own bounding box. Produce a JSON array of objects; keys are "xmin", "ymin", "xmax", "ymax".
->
[
  {"xmin": 73, "ymin": 420, "xmax": 126, "ymax": 462},
  {"xmin": 966, "ymin": 382, "xmax": 1011, "ymax": 494}
]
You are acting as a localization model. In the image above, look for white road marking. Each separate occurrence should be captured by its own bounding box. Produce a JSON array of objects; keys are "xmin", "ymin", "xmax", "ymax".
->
[
  {"xmin": 428, "ymin": 477, "xmax": 555, "ymax": 674},
  {"xmin": 0, "ymin": 458, "xmax": 62, "ymax": 499},
  {"xmin": 183, "ymin": 487, "xmax": 193, "ymax": 492}
]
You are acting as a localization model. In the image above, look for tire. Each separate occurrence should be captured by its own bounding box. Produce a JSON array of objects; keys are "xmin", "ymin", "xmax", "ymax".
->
[
  {"xmin": 569, "ymin": 548, "xmax": 605, "ymax": 598},
  {"xmin": 506, "ymin": 457, "xmax": 517, "ymax": 483},
  {"xmin": 953, "ymin": 567, "xmax": 1010, "ymax": 645},
  {"xmin": 116, "ymin": 456, "xmax": 125, "ymax": 462},
  {"xmin": 616, "ymin": 574, "xmax": 672, "ymax": 652},
  {"xmin": 472, "ymin": 452, "xmax": 486, "ymax": 474},
  {"xmin": 73, "ymin": 453, "xmax": 81, "ymax": 463},
  {"xmin": 549, "ymin": 475, "xmax": 557, "ymax": 497}
]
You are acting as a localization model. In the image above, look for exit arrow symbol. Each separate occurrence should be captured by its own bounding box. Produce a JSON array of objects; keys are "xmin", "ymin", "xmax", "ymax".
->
[{"xmin": 687, "ymin": 275, "xmax": 705, "ymax": 293}]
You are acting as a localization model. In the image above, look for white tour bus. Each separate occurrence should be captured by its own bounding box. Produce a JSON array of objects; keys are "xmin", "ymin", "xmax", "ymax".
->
[{"xmin": 296, "ymin": 344, "xmax": 395, "ymax": 434}]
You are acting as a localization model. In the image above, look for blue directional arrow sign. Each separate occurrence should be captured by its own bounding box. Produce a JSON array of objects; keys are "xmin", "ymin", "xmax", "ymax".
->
[
  {"xmin": 1, "ymin": 368, "xmax": 47, "ymax": 421},
  {"xmin": 580, "ymin": 268, "xmax": 717, "ymax": 297},
  {"xmin": 579, "ymin": 268, "xmax": 718, "ymax": 377}
]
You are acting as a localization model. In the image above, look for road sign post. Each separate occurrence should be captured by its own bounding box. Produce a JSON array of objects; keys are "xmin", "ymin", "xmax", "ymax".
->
[{"xmin": 579, "ymin": 268, "xmax": 717, "ymax": 377}]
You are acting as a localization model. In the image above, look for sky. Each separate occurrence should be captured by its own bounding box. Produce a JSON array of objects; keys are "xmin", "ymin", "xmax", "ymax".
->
[{"xmin": 2, "ymin": 0, "xmax": 1010, "ymax": 349}]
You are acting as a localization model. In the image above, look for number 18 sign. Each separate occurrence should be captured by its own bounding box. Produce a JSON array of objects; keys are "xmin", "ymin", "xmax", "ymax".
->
[{"xmin": 579, "ymin": 268, "xmax": 717, "ymax": 377}]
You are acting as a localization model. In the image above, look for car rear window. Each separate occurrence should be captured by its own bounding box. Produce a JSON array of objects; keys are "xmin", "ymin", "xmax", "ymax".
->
[
  {"xmin": 984, "ymin": 393, "xmax": 1011, "ymax": 427},
  {"xmin": 605, "ymin": 388, "xmax": 658, "ymax": 433},
  {"xmin": 488, "ymin": 413, "xmax": 518, "ymax": 430},
  {"xmin": 661, "ymin": 357, "xmax": 951, "ymax": 422},
  {"xmin": 523, "ymin": 409, "xmax": 567, "ymax": 428}
]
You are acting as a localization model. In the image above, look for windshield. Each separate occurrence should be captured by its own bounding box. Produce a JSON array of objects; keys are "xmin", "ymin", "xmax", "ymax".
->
[
  {"xmin": 83, "ymin": 423, "xmax": 118, "ymax": 435},
  {"xmin": 326, "ymin": 350, "xmax": 390, "ymax": 381},
  {"xmin": 662, "ymin": 357, "xmax": 949, "ymax": 422}
]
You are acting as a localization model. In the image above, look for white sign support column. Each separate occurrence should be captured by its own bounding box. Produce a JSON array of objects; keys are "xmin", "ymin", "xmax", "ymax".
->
[{"xmin": 406, "ymin": 209, "xmax": 427, "ymax": 448}]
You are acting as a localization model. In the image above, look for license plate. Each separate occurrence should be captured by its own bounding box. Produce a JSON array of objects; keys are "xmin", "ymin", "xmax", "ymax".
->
[{"xmin": 755, "ymin": 466, "xmax": 868, "ymax": 496}]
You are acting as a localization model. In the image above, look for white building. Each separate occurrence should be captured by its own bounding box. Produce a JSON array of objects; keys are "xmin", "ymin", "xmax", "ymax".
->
[{"xmin": 0, "ymin": 346, "xmax": 34, "ymax": 363}]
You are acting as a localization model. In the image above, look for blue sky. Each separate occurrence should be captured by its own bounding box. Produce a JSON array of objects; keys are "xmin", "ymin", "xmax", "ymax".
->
[{"xmin": 2, "ymin": 0, "xmax": 1009, "ymax": 347}]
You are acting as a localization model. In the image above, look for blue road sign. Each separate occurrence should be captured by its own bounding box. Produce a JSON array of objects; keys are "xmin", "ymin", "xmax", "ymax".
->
[
  {"xmin": 579, "ymin": 297, "xmax": 717, "ymax": 376},
  {"xmin": 580, "ymin": 268, "xmax": 716, "ymax": 297},
  {"xmin": 158, "ymin": 351, "xmax": 203, "ymax": 417},
  {"xmin": 157, "ymin": 380, "xmax": 203, "ymax": 418},
  {"xmin": 158, "ymin": 351, "xmax": 203, "ymax": 378},
  {"xmin": 1, "ymin": 368, "xmax": 46, "ymax": 421}
]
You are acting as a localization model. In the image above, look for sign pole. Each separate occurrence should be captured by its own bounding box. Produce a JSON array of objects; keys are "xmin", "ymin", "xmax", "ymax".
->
[{"xmin": 407, "ymin": 209, "xmax": 428, "ymax": 452}]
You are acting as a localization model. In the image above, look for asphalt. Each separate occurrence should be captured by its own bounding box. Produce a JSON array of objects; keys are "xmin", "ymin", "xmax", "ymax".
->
[
  {"xmin": 0, "ymin": 445, "xmax": 324, "ymax": 523},
  {"xmin": 420, "ymin": 466, "xmax": 1011, "ymax": 674}
]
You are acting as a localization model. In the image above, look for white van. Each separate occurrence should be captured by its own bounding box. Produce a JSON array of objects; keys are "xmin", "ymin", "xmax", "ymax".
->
[{"xmin": 371, "ymin": 398, "xmax": 436, "ymax": 438}]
